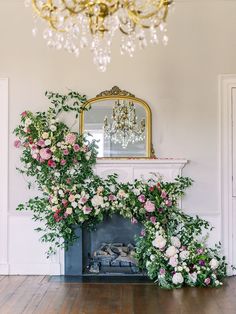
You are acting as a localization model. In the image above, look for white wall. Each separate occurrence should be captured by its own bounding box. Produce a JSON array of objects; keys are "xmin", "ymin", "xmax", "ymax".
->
[{"xmin": 1, "ymin": 0, "xmax": 236, "ymax": 274}]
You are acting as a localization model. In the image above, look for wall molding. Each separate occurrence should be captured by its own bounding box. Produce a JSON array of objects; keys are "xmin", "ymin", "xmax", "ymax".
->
[
  {"xmin": 0, "ymin": 78, "xmax": 9, "ymax": 275},
  {"xmin": 219, "ymin": 74, "xmax": 236, "ymax": 275}
]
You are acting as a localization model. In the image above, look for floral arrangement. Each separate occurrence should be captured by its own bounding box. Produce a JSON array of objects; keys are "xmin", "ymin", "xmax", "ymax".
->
[{"xmin": 14, "ymin": 91, "xmax": 227, "ymax": 289}]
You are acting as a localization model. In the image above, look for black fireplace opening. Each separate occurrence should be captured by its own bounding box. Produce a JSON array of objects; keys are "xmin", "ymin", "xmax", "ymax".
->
[{"xmin": 65, "ymin": 214, "xmax": 146, "ymax": 277}]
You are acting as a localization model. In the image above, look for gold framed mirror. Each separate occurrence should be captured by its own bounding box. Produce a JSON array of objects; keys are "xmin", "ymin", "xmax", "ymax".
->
[{"xmin": 80, "ymin": 86, "xmax": 153, "ymax": 158}]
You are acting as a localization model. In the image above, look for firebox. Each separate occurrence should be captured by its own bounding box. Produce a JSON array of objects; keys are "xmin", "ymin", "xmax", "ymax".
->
[{"xmin": 65, "ymin": 214, "xmax": 145, "ymax": 277}]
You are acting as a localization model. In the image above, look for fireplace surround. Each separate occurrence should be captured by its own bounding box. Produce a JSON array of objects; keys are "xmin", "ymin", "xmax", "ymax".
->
[{"xmin": 62, "ymin": 159, "xmax": 188, "ymax": 278}]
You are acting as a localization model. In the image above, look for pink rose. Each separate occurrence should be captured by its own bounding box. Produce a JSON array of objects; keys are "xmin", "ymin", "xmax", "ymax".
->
[
  {"xmin": 63, "ymin": 149, "xmax": 69, "ymax": 156},
  {"xmin": 65, "ymin": 133, "xmax": 77, "ymax": 145},
  {"xmin": 138, "ymin": 194, "xmax": 146, "ymax": 203},
  {"xmin": 161, "ymin": 190, "xmax": 167, "ymax": 199},
  {"xmin": 32, "ymin": 153, "xmax": 38, "ymax": 159},
  {"xmin": 31, "ymin": 145, "xmax": 37, "ymax": 150},
  {"xmin": 21, "ymin": 111, "xmax": 27, "ymax": 117},
  {"xmin": 204, "ymin": 278, "xmax": 211, "ymax": 285},
  {"xmin": 140, "ymin": 229, "xmax": 146, "ymax": 237},
  {"xmin": 82, "ymin": 206, "xmax": 92, "ymax": 214},
  {"xmin": 48, "ymin": 159, "xmax": 56, "ymax": 168},
  {"xmin": 159, "ymin": 268, "xmax": 166, "ymax": 275},
  {"xmin": 37, "ymin": 139, "xmax": 45, "ymax": 147},
  {"xmin": 165, "ymin": 199, "xmax": 172, "ymax": 207},
  {"xmin": 60, "ymin": 159, "xmax": 66, "ymax": 166},
  {"xmin": 14, "ymin": 139, "xmax": 21, "ymax": 148},
  {"xmin": 73, "ymin": 144, "xmax": 80, "ymax": 152},
  {"xmin": 79, "ymin": 196, "xmax": 88, "ymax": 204},
  {"xmin": 169, "ymin": 257, "xmax": 178, "ymax": 267},
  {"xmin": 39, "ymin": 148, "xmax": 52, "ymax": 160},
  {"xmin": 131, "ymin": 217, "xmax": 138, "ymax": 224},
  {"xmin": 144, "ymin": 200, "xmax": 155, "ymax": 212},
  {"xmin": 150, "ymin": 216, "xmax": 156, "ymax": 224},
  {"xmin": 108, "ymin": 194, "xmax": 116, "ymax": 201},
  {"xmin": 62, "ymin": 199, "xmax": 68, "ymax": 207}
]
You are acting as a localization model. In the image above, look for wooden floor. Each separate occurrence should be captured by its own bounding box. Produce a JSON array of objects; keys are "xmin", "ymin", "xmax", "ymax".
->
[{"xmin": 0, "ymin": 276, "xmax": 236, "ymax": 314}]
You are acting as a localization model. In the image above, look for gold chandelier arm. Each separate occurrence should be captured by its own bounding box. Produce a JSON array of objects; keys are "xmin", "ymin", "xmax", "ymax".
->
[{"xmin": 61, "ymin": 0, "xmax": 88, "ymax": 15}]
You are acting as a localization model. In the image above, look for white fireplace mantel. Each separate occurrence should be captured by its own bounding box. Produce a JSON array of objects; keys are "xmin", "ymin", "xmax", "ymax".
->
[{"xmin": 95, "ymin": 158, "xmax": 188, "ymax": 183}]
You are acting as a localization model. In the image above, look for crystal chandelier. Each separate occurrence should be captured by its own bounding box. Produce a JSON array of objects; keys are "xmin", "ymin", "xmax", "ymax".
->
[
  {"xmin": 103, "ymin": 100, "xmax": 145, "ymax": 148},
  {"xmin": 26, "ymin": 0, "xmax": 173, "ymax": 71}
]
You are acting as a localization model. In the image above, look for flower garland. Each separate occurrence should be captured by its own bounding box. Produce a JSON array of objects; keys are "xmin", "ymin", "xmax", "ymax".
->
[{"xmin": 14, "ymin": 91, "xmax": 227, "ymax": 289}]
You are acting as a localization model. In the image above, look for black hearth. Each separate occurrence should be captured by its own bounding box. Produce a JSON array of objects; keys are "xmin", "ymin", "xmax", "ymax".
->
[{"xmin": 65, "ymin": 214, "xmax": 145, "ymax": 277}]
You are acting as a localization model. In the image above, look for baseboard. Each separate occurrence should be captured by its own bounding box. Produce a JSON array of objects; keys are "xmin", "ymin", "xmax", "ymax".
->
[
  {"xmin": 0, "ymin": 263, "xmax": 9, "ymax": 274},
  {"xmin": 9, "ymin": 263, "xmax": 62, "ymax": 275}
]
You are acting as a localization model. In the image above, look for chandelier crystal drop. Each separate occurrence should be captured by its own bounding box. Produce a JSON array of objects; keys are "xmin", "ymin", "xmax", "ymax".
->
[
  {"xmin": 103, "ymin": 100, "xmax": 145, "ymax": 149},
  {"xmin": 26, "ymin": 0, "xmax": 173, "ymax": 71}
]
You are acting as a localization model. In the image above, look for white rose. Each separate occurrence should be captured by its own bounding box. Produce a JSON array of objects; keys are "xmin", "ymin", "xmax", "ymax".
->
[
  {"xmin": 189, "ymin": 272, "xmax": 197, "ymax": 283},
  {"xmin": 51, "ymin": 197, "xmax": 58, "ymax": 204},
  {"xmin": 172, "ymin": 273, "xmax": 184, "ymax": 285},
  {"xmin": 50, "ymin": 125, "xmax": 57, "ymax": 132},
  {"xmin": 42, "ymin": 132, "xmax": 49, "ymax": 139},
  {"xmin": 95, "ymin": 207, "xmax": 101, "ymax": 215},
  {"xmin": 58, "ymin": 189, "xmax": 64, "ymax": 196},
  {"xmin": 45, "ymin": 139, "xmax": 51, "ymax": 146},
  {"xmin": 133, "ymin": 188, "xmax": 141, "ymax": 196},
  {"xmin": 177, "ymin": 266, "xmax": 183, "ymax": 272},
  {"xmin": 152, "ymin": 235, "xmax": 166, "ymax": 249},
  {"xmin": 110, "ymin": 185, "xmax": 116, "ymax": 193},
  {"xmin": 71, "ymin": 202, "xmax": 77, "ymax": 208},
  {"xmin": 66, "ymin": 207, "xmax": 73, "ymax": 215},
  {"xmin": 25, "ymin": 118, "xmax": 32, "ymax": 126},
  {"xmin": 85, "ymin": 151, "xmax": 92, "ymax": 160},
  {"xmin": 97, "ymin": 186, "xmax": 104, "ymax": 194},
  {"xmin": 171, "ymin": 236, "xmax": 181, "ymax": 248},
  {"xmin": 166, "ymin": 246, "xmax": 178, "ymax": 258},
  {"xmin": 150, "ymin": 255, "xmax": 156, "ymax": 262},
  {"xmin": 52, "ymin": 206, "xmax": 58, "ymax": 212},
  {"xmin": 54, "ymin": 172, "xmax": 60, "ymax": 177},
  {"xmin": 91, "ymin": 194, "xmax": 104, "ymax": 207},
  {"xmin": 146, "ymin": 261, "xmax": 151, "ymax": 268},
  {"xmin": 179, "ymin": 250, "xmax": 190, "ymax": 261},
  {"xmin": 169, "ymin": 257, "xmax": 178, "ymax": 267},
  {"xmin": 209, "ymin": 258, "xmax": 219, "ymax": 270}
]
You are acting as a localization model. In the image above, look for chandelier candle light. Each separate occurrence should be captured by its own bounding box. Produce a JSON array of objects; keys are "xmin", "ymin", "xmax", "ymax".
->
[
  {"xmin": 26, "ymin": 0, "xmax": 174, "ymax": 71},
  {"xmin": 103, "ymin": 100, "xmax": 145, "ymax": 148}
]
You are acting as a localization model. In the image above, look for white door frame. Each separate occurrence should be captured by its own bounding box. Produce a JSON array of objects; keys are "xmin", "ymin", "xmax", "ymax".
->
[
  {"xmin": 0, "ymin": 78, "xmax": 9, "ymax": 274},
  {"xmin": 219, "ymin": 74, "xmax": 236, "ymax": 275}
]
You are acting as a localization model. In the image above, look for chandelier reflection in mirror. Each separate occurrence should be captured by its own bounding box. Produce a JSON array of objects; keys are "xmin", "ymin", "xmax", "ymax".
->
[
  {"xmin": 26, "ymin": 0, "xmax": 173, "ymax": 71},
  {"xmin": 103, "ymin": 100, "xmax": 145, "ymax": 149}
]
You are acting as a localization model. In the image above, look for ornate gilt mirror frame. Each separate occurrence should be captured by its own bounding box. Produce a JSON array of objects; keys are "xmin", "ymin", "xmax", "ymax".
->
[{"xmin": 79, "ymin": 86, "xmax": 154, "ymax": 158}]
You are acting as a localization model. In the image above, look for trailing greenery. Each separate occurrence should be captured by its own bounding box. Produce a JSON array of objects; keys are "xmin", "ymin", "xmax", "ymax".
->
[{"xmin": 14, "ymin": 91, "xmax": 227, "ymax": 288}]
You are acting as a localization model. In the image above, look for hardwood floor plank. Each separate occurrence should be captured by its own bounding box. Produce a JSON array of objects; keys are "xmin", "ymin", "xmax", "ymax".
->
[
  {"xmin": 0, "ymin": 276, "xmax": 27, "ymax": 309},
  {"xmin": 0, "ymin": 276, "xmax": 236, "ymax": 314}
]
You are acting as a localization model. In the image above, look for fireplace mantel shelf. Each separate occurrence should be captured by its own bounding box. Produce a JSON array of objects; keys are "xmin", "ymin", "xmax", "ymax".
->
[{"xmin": 96, "ymin": 158, "xmax": 188, "ymax": 165}]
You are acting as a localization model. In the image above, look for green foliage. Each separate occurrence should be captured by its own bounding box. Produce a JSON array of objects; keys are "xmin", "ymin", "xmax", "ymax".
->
[{"xmin": 13, "ymin": 91, "xmax": 227, "ymax": 288}]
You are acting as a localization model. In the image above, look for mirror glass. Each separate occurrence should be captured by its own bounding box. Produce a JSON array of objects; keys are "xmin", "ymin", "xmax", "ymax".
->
[
  {"xmin": 81, "ymin": 86, "xmax": 152, "ymax": 158},
  {"xmin": 83, "ymin": 98, "xmax": 149, "ymax": 157}
]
